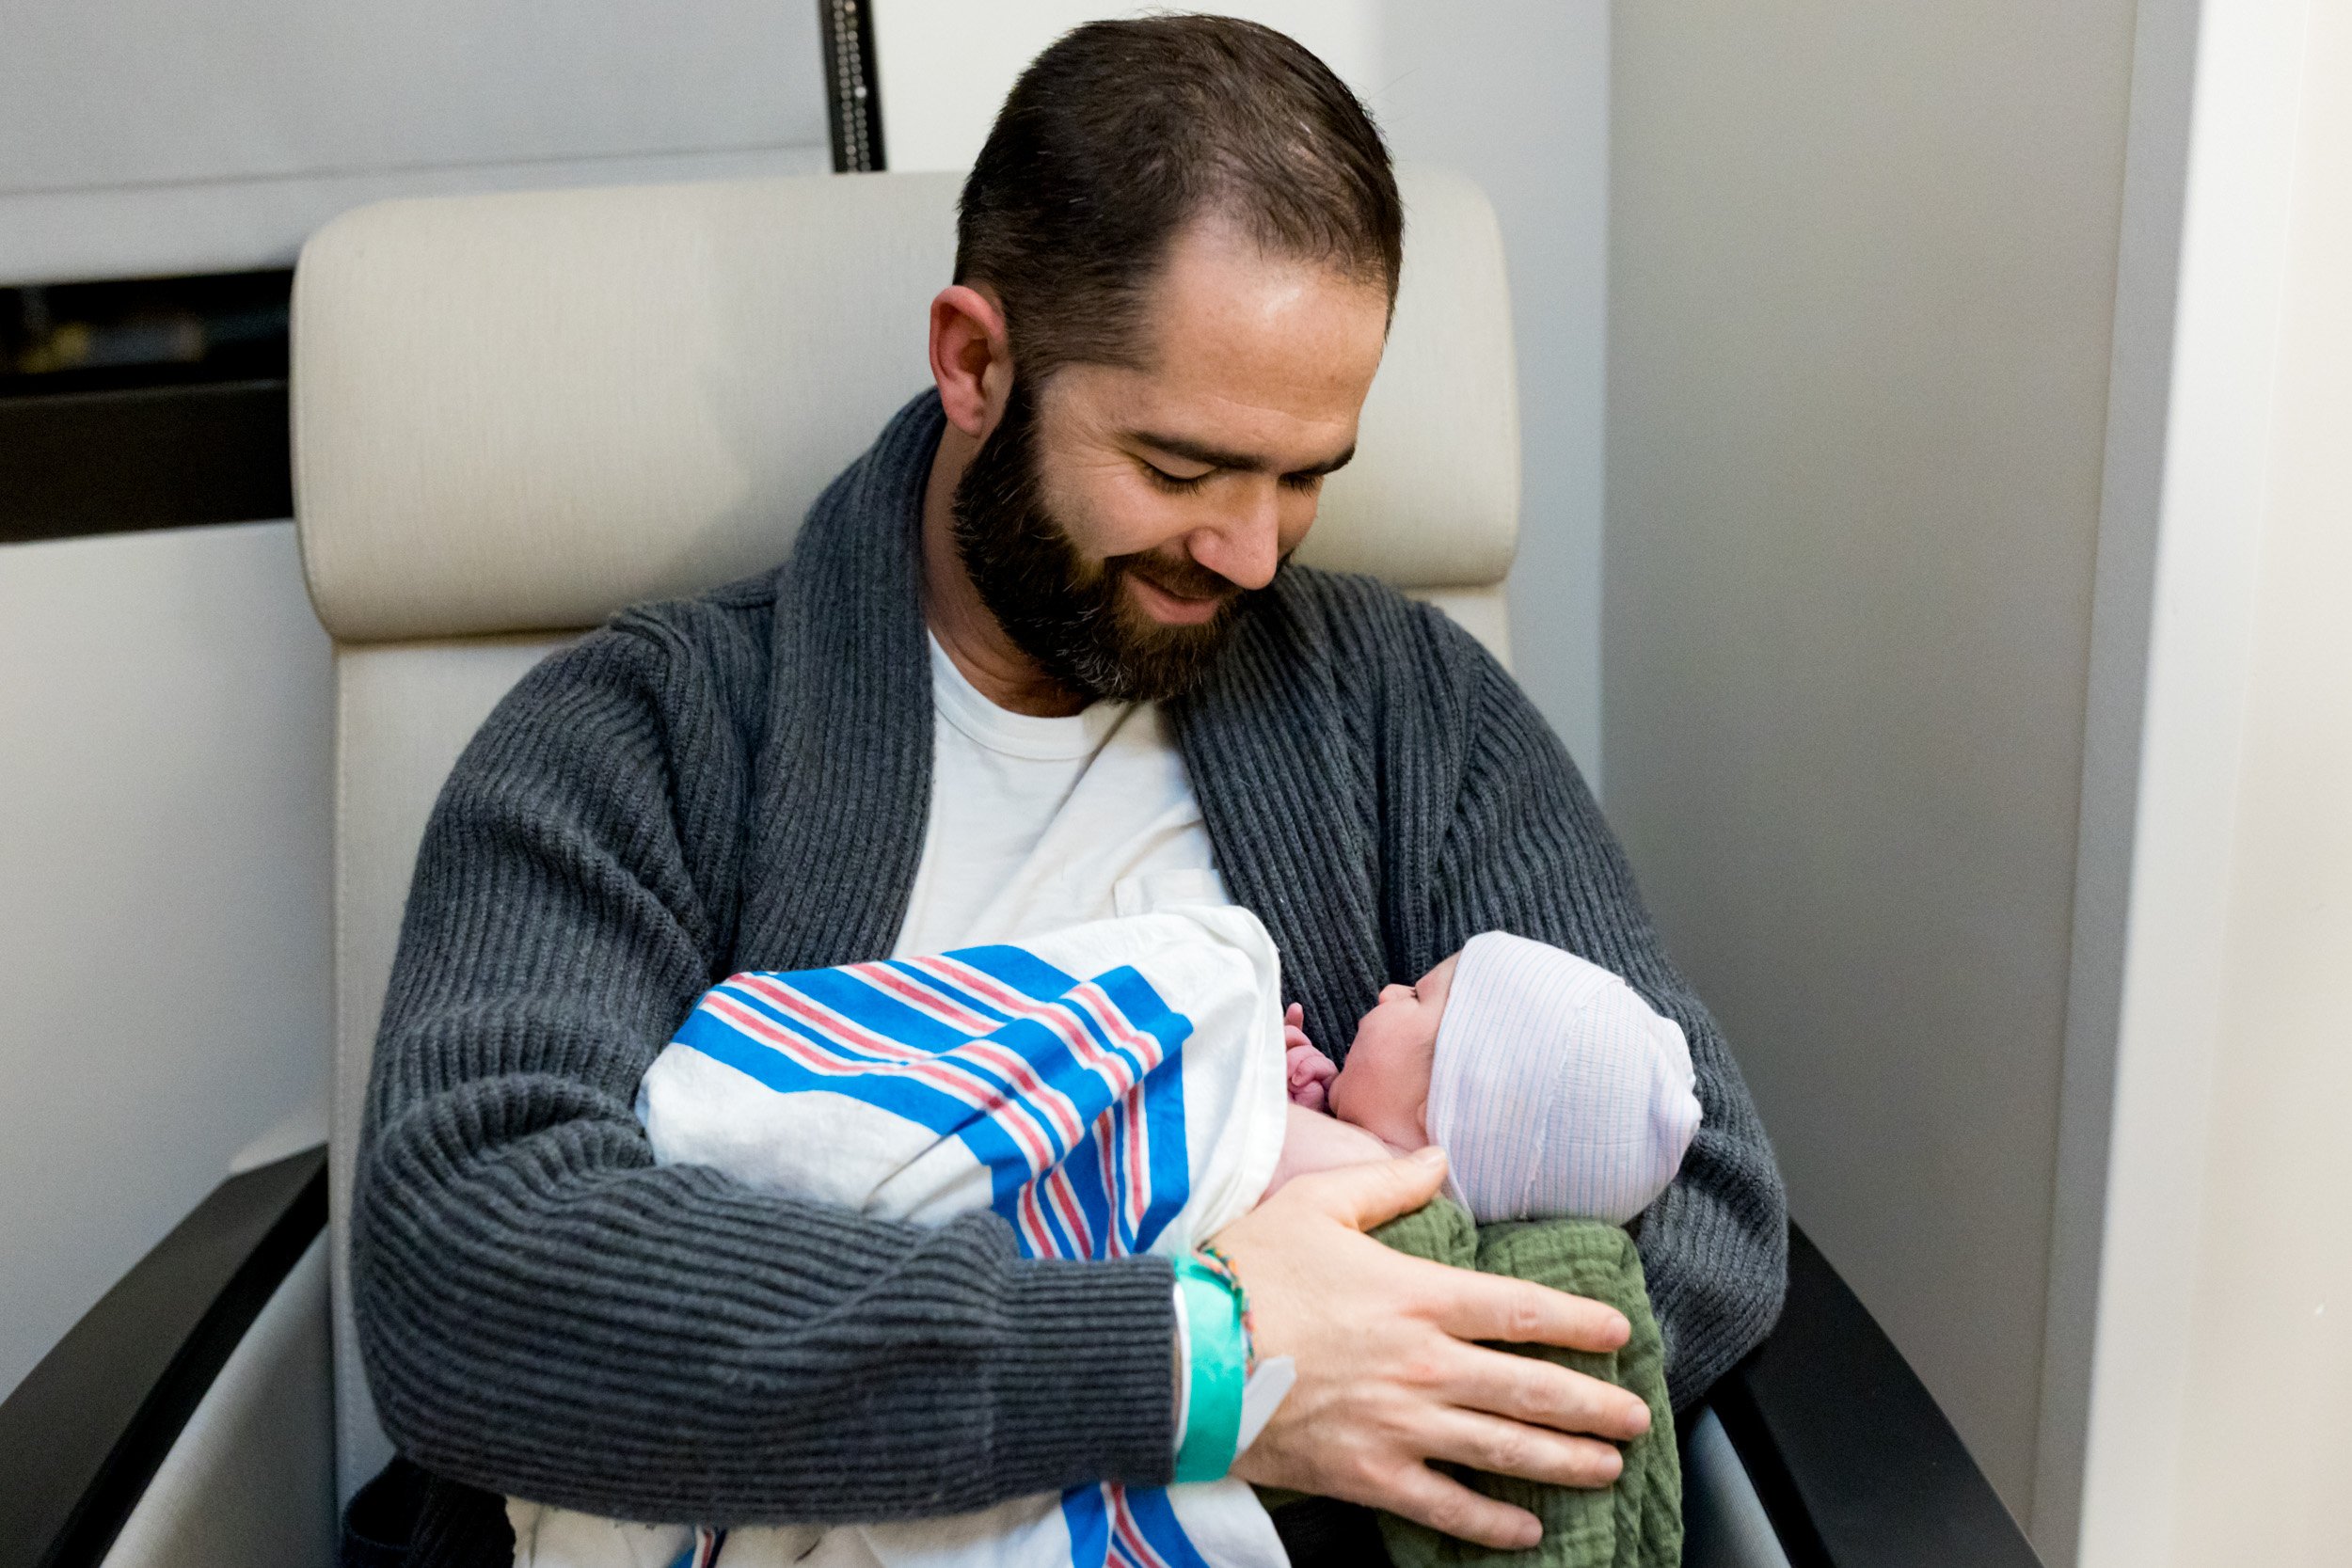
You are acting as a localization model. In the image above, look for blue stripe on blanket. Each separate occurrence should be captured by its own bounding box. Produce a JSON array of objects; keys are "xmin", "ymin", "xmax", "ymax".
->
[
  {"xmin": 667, "ymin": 947, "xmax": 1199, "ymax": 1260},
  {"xmin": 1059, "ymin": 1481, "xmax": 1219, "ymax": 1568},
  {"xmin": 669, "ymin": 940, "xmax": 1221, "ymax": 1568}
]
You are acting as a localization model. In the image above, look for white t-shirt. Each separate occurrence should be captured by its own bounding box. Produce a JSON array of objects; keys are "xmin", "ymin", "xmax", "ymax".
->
[
  {"xmin": 893, "ymin": 634, "xmax": 1232, "ymax": 957},
  {"xmin": 892, "ymin": 634, "xmax": 1269, "ymax": 1465}
]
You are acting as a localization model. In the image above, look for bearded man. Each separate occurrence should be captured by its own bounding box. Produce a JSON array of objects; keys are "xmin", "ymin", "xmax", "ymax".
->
[{"xmin": 350, "ymin": 17, "xmax": 1787, "ymax": 1568}]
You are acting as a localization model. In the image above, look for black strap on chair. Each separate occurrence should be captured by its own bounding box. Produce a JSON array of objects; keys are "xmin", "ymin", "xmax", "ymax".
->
[{"xmin": 342, "ymin": 1457, "xmax": 429, "ymax": 1568}]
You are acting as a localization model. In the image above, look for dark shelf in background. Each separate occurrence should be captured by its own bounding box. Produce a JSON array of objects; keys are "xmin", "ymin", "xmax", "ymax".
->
[
  {"xmin": 0, "ymin": 379, "xmax": 292, "ymax": 544},
  {"xmin": 1, "ymin": 269, "xmax": 294, "ymax": 544}
]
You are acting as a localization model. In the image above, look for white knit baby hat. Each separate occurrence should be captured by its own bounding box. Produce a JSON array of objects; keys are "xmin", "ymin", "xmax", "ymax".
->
[{"xmin": 1424, "ymin": 932, "xmax": 1702, "ymax": 1226}]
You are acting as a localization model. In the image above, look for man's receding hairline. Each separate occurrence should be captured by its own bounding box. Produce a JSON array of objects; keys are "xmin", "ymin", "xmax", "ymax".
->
[
  {"xmin": 957, "ymin": 196, "xmax": 1402, "ymax": 290},
  {"xmin": 961, "ymin": 209, "xmax": 1397, "ymax": 388},
  {"xmin": 955, "ymin": 14, "xmax": 1401, "ymax": 384}
]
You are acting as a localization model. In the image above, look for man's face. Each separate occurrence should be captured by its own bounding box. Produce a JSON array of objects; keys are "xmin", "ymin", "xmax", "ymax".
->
[{"xmin": 951, "ymin": 219, "xmax": 1391, "ymax": 702}]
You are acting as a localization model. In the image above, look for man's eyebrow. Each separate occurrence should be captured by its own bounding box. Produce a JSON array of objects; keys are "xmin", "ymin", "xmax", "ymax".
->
[{"xmin": 1129, "ymin": 431, "xmax": 1357, "ymax": 479}]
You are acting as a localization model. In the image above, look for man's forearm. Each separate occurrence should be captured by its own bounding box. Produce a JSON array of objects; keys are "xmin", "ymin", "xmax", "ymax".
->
[
  {"xmin": 356, "ymin": 623, "xmax": 1181, "ymax": 1523},
  {"xmin": 356, "ymin": 1085, "xmax": 1179, "ymax": 1522}
]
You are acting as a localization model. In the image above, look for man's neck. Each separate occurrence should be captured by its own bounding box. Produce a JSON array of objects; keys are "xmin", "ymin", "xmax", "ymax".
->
[{"xmin": 919, "ymin": 423, "xmax": 1091, "ymax": 719}]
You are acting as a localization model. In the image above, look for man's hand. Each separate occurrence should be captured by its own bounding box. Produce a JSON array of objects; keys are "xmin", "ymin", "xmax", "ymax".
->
[{"xmin": 1210, "ymin": 1148, "xmax": 1650, "ymax": 1550}]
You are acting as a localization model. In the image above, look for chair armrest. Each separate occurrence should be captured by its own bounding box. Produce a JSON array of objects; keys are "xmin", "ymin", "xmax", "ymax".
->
[
  {"xmin": 0, "ymin": 1145, "xmax": 326, "ymax": 1568},
  {"xmin": 1706, "ymin": 1222, "xmax": 2043, "ymax": 1568}
]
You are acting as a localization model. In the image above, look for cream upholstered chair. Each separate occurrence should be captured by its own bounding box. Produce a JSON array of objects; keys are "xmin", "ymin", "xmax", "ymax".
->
[
  {"xmin": 8, "ymin": 163, "xmax": 2041, "ymax": 1568},
  {"xmin": 289, "ymin": 165, "xmax": 1523, "ymax": 1501}
]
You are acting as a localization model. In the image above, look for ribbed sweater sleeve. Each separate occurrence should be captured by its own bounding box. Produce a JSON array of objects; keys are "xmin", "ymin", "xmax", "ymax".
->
[
  {"xmin": 352, "ymin": 613, "xmax": 1177, "ymax": 1527},
  {"xmin": 1418, "ymin": 610, "xmax": 1789, "ymax": 1411}
]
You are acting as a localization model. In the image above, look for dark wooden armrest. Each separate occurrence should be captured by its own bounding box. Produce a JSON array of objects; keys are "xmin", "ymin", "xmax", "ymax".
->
[
  {"xmin": 1706, "ymin": 1222, "xmax": 2044, "ymax": 1567},
  {"xmin": 0, "ymin": 1145, "xmax": 326, "ymax": 1568}
]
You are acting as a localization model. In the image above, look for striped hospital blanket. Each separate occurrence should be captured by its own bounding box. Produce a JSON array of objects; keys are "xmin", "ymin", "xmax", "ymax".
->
[{"xmin": 509, "ymin": 906, "xmax": 1294, "ymax": 1568}]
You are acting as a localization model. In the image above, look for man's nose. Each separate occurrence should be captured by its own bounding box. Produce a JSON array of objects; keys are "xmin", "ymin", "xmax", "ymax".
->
[{"xmin": 1187, "ymin": 479, "xmax": 1291, "ymax": 591}]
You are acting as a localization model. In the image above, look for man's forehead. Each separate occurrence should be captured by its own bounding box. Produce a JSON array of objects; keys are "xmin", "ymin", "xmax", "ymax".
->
[
  {"xmin": 1050, "ymin": 221, "xmax": 1388, "ymax": 469},
  {"xmin": 1142, "ymin": 222, "xmax": 1388, "ymax": 378}
]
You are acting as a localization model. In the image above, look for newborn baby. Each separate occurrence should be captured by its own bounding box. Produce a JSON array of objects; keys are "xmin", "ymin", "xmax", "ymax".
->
[
  {"xmin": 1270, "ymin": 931, "xmax": 1702, "ymax": 1227},
  {"xmin": 508, "ymin": 910, "xmax": 1699, "ymax": 1568}
]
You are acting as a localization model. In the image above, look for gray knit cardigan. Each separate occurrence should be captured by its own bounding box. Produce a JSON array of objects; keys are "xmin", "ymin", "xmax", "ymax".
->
[{"xmin": 353, "ymin": 392, "xmax": 1786, "ymax": 1557}]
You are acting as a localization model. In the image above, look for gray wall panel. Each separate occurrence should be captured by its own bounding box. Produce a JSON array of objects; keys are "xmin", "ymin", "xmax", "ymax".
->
[
  {"xmin": 0, "ymin": 521, "xmax": 332, "ymax": 1403},
  {"xmin": 0, "ymin": 0, "xmax": 827, "ymax": 283},
  {"xmin": 1603, "ymin": 3, "xmax": 2138, "ymax": 1528}
]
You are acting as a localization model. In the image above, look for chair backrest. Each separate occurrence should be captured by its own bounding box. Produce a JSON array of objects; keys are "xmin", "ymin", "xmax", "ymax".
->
[{"xmin": 292, "ymin": 165, "xmax": 1520, "ymax": 1499}]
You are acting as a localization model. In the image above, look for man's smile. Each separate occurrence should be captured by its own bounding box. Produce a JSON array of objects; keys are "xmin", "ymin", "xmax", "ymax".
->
[{"xmin": 1125, "ymin": 570, "xmax": 1231, "ymax": 625}]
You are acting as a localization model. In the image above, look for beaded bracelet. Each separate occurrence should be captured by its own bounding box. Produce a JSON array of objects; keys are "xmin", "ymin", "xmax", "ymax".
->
[{"xmin": 1192, "ymin": 1242, "xmax": 1257, "ymax": 1371}]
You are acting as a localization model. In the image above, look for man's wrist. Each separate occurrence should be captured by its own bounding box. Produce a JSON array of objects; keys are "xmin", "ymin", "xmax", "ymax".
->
[
  {"xmin": 1171, "ymin": 1257, "xmax": 1247, "ymax": 1482},
  {"xmin": 989, "ymin": 1255, "xmax": 1185, "ymax": 1492},
  {"xmin": 1170, "ymin": 1281, "xmax": 1191, "ymax": 1449}
]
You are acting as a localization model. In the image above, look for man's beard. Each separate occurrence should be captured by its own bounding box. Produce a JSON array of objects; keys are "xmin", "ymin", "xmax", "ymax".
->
[{"xmin": 949, "ymin": 379, "xmax": 1260, "ymax": 705}]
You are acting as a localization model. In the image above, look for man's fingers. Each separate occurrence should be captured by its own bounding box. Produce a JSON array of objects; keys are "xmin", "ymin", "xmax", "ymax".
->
[
  {"xmin": 1426, "ymin": 1270, "xmax": 1631, "ymax": 1354},
  {"xmin": 1285, "ymin": 1147, "xmax": 1452, "ymax": 1230},
  {"xmin": 1378, "ymin": 1464, "xmax": 1546, "ymax": 1552},
  {"xmin": 1439, "ymin": 1343, "xmax": 1651, "ymax": 1441},
  {"xmin": 1422, "ymin": 1408, "xmax": 1629, "ymax": 1490}
]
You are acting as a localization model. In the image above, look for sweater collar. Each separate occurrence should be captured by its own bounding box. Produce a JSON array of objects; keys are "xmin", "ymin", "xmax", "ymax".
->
[
  {"xmin": 1172, "ymin": 578, "xmax": 1388, "ymax": 1053},
  {"xmin": 736, "ymin": 391, "xmax": 944, "ymax": 971},
  {"xmin": 733, "ymin": 388, "xmax": 1384, "ymax": 1045}
]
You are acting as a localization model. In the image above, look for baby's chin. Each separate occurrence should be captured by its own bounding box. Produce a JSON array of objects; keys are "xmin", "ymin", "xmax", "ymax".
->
[{"xmin": 1330, "ymin": 1085, "xmax": 1432, "ymax": 1154}]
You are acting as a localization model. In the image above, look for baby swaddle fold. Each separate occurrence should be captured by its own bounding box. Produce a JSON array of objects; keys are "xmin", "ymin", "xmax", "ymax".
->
[
  {"xmin": 510, "ymin": 906, "xmax": 1292, "ymax": 1568},
  {"xmin": 1370, "ymin": 1200, "xmax": 1681, "ymax": 1568}
]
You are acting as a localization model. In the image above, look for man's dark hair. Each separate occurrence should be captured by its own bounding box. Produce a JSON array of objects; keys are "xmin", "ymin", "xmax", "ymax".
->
[{"xmin": 955, "ymin": 14, "xmax": 1403, "ymax": 381}]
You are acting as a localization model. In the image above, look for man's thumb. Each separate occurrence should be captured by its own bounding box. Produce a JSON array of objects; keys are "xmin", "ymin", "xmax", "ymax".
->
[{"xmin": 1327, "ymin": 1147, "xmax": 1449, "ymax": 1231}]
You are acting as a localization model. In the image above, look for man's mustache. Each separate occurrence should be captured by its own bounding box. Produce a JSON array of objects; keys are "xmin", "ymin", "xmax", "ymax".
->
[{"xmin": 1108, "ymin": 548, "xmax": 1279, "ymax": 603}]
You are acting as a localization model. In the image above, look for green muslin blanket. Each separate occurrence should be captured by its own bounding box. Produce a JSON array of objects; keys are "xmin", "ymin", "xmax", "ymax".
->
[{"xmin": 1366, "ymin": 1199, "xmax": 1681, "ymax": 1568}]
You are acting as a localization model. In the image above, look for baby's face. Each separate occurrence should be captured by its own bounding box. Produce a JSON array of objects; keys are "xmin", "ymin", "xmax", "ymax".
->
[{"xmin": 1328, "ymin": 953, "xmax": 1460, "ymax": 1149}]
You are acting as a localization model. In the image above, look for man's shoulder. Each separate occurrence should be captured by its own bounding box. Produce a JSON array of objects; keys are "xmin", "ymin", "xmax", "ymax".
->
[
  {"xmin": 604, "ymin": 567, "xmax": 781, "ymax": 669},
  {"xmin": 486, "ymin": 566, "xmax": 782, "ymax": 751},
  {"xmin": 566, "ymin": 566, "xmax": 779, "ymax": 693},
  {"xmin": 1270, "ymin": 563, "xmax": 1493, "ymax": 677}
]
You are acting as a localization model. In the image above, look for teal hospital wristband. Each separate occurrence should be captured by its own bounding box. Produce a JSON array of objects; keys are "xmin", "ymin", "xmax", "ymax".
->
[{"xmin": 1172, "ymin": 1257, "xmax": 1247, "ymax": 1482}]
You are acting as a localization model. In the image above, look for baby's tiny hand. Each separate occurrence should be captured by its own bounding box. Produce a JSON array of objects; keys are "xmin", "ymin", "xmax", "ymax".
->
[{"xmin": 1283, "ymin": 1004, "xmax": 1338, "ymax": 1111}]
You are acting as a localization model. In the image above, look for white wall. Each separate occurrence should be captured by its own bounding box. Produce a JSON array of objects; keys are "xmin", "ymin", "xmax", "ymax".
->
[
  {"xmin": 1602, "ymin": 2, "xmax": 2142, "ymax": 1541},
  {"xmin": 2161, "ymin": 19, "xmax": 2352, "ymax": 1545},
  {"xmin": 870, "ymin": 1, "xmax": 1612, "ymax": 770},
  {"xmin": 0, "ymin": 520, "xmax": 332, "ymax": 1401},
  {"xmin": 2074, "ymin": 3, "xmax": 2351, "ymax": 1563},
  {"xmin": 1371, "ymin": 3, "xmax": 1608, "ymax": 778},
  {"xmin": 0, "ymin": 0, "xmax": 828, "ymax": 284},
  {"xmin": 876, "ymin": 2, "xmax": 1380, "ymax": 173},
  {"xmin": 0, "ymin": 0, "xmax": 839, "ymax": 1395}
]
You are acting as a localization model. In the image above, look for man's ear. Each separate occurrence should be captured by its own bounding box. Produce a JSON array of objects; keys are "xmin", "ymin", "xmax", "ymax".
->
[{"xmin": 929, "ymin": 284, "xmax": 1013, "ymax": 438}]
